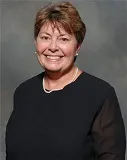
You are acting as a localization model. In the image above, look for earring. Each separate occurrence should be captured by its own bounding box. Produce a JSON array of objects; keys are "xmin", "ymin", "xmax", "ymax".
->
[
  {"xmin": 74, "ymin": 53, "xmax": 79, "ymax": 62},
  {"xmin": 35, "ymin": 51, "xmax": 37, "ymax": 54}
]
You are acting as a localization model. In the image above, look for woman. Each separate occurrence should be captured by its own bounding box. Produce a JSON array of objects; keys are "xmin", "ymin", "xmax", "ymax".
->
[{"xmin": 6, "ymin": 1, "xmax": 126, "ymax": 160}]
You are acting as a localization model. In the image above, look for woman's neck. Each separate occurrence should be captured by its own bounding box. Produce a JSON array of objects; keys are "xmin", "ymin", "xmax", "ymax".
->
[{"xmin": 43, "ymin": 66, "xmax": 81, "ymax": 91}]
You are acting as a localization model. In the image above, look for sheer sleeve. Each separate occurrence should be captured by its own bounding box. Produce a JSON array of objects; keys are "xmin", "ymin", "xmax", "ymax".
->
[{"xmin": 91, "ymin": 87, "xmax": 126, "ymax": 160}]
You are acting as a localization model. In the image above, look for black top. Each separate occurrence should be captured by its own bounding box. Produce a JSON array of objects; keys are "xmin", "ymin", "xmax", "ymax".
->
[{"xmin": 6, "ymin": 72, "xmax": 126, "ymax": 160}]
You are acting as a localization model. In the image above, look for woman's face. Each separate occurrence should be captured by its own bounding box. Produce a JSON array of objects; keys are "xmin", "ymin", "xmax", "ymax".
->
[{"xmin": 35, "ymin": 22, "xmax": 80, "ymax": 73}]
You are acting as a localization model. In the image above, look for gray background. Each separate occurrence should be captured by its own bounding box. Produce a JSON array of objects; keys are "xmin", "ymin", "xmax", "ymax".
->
[{"xmin": 1, "ymin": 0, "xmax": 127, "ymax": 159}]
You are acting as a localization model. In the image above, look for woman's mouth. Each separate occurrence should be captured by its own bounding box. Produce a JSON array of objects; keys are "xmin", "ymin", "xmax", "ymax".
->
[{"xmin": 46, "ymin": 55, "xmax": 63, "ymax": 61}]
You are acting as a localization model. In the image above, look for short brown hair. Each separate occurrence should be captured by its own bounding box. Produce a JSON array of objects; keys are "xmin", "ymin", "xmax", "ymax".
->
[{"xmin": 34, "ymin": 1, "xmax": 86, "ymax": 46}]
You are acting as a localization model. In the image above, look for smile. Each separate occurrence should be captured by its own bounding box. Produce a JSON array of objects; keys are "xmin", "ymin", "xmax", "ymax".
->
[{"xmin": 46, "ymin": 55, "xmax": 63, "ymax": 61}]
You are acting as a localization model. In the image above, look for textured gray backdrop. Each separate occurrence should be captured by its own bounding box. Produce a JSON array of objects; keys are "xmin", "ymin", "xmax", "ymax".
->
[{"xmin": 1, "ymin": 0, "xmax": 127, "ymax": 159}]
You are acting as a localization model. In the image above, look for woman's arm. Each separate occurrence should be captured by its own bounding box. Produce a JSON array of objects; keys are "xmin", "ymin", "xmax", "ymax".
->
[{"xmin": 92, "ymin": 87, "xmax": 126, "ymax": 160}]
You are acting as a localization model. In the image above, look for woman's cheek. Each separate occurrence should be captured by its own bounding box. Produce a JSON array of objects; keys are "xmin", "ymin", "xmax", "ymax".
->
[
  {"xmin": 36, "ymin": 45, "xmax": 45, "ymax": 54},
  {"xmin": 37, "ymin": 42, "xmax": 50, "ymax": 54}
]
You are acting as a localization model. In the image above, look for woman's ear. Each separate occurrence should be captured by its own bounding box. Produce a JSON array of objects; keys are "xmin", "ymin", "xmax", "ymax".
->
[{"xmin": 77, "ymin": 44, "xmax": 81, "ymax": 53}]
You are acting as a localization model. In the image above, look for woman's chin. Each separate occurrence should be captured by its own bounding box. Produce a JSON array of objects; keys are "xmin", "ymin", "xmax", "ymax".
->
[{"xmin": 44, "ymin": 66, "xmax": 62, "ymax": 73}]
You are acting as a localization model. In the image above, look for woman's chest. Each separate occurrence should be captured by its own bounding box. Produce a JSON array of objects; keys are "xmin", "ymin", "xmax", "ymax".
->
[{"xmin": 6, "ymin": 92, "xmax": 99, "ymax": 158}]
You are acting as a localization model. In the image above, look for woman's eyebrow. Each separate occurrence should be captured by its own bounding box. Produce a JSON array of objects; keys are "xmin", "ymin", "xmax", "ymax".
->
[
  {"xmin": 59, "ymin": 33, "xmax": 67, "ymax": 36},
  {"xmin": 39, "ymin": 32, "xmax": 51, "ymax": 36},
  {"xmin": 59, "ymin": 33, "xmax": 71, "ymax": 37}
]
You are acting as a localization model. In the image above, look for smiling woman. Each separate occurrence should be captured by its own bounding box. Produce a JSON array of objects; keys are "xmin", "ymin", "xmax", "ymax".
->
[
  {"xmin": 5, "ymin": 1, "xmax": 126, "ymax": 160},
  {"xmin": 34, "ymin": 1, "xmax": 86, "ymax": 91}
]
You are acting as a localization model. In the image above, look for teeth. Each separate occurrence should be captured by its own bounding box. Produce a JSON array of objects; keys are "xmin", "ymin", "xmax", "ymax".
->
[{"xmin": 46, "ymin": 56, "xmax": 61, "ymax": 60}]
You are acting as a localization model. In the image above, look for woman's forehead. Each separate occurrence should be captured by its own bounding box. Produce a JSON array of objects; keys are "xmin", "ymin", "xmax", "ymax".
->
[{"xmin": 40, "ymin": 21, "xmax": 72, "ymax": 35}]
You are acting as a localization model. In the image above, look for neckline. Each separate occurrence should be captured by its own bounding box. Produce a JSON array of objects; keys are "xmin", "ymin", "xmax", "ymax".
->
[
  {"xmin": 41, "ymin": 71, "xmax": 85, "ymax": 94},
  {"xmin": 43, "ymin": 67, "xmax": 79, "ymax": 94}
]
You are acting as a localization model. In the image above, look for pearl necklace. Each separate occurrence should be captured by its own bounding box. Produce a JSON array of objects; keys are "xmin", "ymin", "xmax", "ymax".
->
[{"xmin": 43, "ymin": 67, "xmax": 79, "ymax": 93}]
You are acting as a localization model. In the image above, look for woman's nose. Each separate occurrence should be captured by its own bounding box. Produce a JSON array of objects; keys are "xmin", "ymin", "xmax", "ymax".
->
[{"xmin": 49, "ymin": 40, "xmax": 58, "ymax": 52}]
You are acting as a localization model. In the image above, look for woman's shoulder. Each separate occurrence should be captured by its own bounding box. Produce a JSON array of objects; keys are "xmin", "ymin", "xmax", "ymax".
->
[
  {"xmin": 80, "ymin": 71, "xmax": 115, "ymax": 96},
  {"xmin": 14, "ymin": 72, "xmax": 44, "ymax": 94}
]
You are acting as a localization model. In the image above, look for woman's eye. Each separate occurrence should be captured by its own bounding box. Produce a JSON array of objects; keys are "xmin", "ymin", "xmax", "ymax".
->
[
  {"xmin": 41, "ymin": 36, "xmax": 50, "ymax": 40},
  {"xmin": 60, "ymin": 38, "xmax": 69, "ymax": 41}
]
